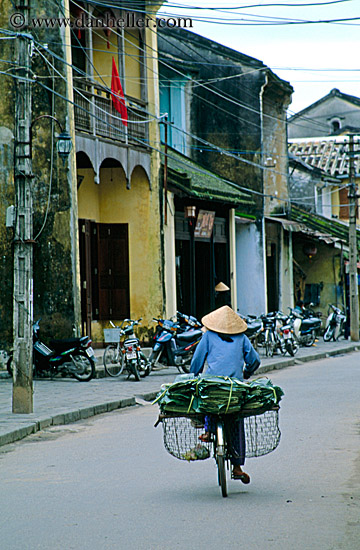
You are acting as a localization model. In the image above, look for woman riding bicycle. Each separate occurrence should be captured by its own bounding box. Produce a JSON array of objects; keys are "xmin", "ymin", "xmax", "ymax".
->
[{"xmin": 190, "ymin": 305, "xmax": 260, "ymax": 483}]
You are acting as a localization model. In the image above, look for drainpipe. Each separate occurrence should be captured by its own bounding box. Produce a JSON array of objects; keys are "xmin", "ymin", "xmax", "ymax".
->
[
  {"xmin": 229, "ymin": 208, "xmax": 237, "ymax": 311},
  {"xmin": 260, "ymin": 72, "xmax": 269, "ymax": 313}
]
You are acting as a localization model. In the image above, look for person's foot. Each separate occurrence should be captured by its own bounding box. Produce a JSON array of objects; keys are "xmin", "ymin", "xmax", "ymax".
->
[{"xmin": 232, "ymin": 466, "xmax": 250, "ymax": 484}]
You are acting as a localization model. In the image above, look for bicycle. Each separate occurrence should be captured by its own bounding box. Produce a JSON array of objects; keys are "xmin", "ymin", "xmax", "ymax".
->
[
  {"xmin": 103, "ymin": 321, "xmax": 125, "ymax": 377},
  {"xmin": 103, "ymin": 319, "xmax": 150, "ymax": 379},
  {"xmin": 156, "ymin": 407, "xmax": 281, "ymax": 498}
]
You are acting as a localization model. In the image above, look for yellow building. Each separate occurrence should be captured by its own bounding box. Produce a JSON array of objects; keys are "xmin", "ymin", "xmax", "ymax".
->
[{"xmin": 70, "ymin": 2, "xmax": 164, "ymax": 342}]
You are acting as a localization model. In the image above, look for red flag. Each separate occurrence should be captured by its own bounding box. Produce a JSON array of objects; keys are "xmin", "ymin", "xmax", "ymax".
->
[{"xmin": 111, "ymin": 57, "xmax": 128, "ymax": 126}]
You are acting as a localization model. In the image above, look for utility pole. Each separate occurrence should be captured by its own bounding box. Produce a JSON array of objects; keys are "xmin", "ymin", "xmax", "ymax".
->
[
  {"xmin": 12, "ymin": 0, "xmax": 34, "ymax": 412},
  {"xmin": 348, "ymin": 134, "xmax": 359, "ymax": 342},
  {"xmin": 164, "ymin": 114, "xmax": 168, "ymax": 225}
]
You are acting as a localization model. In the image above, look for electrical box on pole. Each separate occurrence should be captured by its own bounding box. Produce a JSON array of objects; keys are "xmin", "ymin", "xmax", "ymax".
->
[{"xmin": 12, "ymin": 0, "xmax": 34, "ymax": 413}]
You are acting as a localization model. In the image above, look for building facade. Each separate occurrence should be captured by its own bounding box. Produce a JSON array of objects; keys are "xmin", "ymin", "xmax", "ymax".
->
[
  {"xmin": 158, "ymin": 27, "xmax": 293, "ymax": 317},
  {"xmin": 0, "ymin": 0, "xmax": 166, "ymax": 349}
]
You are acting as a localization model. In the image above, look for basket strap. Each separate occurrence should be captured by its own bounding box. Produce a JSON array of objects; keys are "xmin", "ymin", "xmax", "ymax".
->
[
  {"xmin": 187, "ymin": 394, "xmax": 195, "ymax": 414},
  {"xmin": 225, "ymin": 377, "xmax": 233, "ymax": 414}
]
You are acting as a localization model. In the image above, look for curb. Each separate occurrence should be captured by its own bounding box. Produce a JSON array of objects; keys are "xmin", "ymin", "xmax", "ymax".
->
[
  {"xmin": 1, "ymin": 343, "xmax": 359, "ymax": 449},
  {"xmin": 257, "ymin": 343, "xmax": 360, "ymax": 374},
  {"xmin": 0, "ymin": 397, "xmax": 136, "ymax": 448}
]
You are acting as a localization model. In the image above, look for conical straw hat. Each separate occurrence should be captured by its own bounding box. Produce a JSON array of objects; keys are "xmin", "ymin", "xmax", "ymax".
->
[
  {"xmin": 215, "ymin": 282, "xmax": 230, "ymax": 292},
  {"xmin": 201, "ymin": 305, "xmax": 247, "ymax": 335}
]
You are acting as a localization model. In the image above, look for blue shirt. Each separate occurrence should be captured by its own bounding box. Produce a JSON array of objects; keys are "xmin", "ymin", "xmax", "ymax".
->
[{"xmin": 190, "ymin": 330, "xmax": 260, "ymax": 380}]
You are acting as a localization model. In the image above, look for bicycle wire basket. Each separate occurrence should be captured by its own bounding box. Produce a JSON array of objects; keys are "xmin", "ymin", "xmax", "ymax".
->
[{"xmin": 158, "ymin": 409, "xmax": 281, "ymax": 461}]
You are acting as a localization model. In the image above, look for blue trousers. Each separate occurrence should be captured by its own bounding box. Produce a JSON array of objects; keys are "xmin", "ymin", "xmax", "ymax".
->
[{"xmin": 204, "ymin": 415, "xmax": 246, "ymax": 466}]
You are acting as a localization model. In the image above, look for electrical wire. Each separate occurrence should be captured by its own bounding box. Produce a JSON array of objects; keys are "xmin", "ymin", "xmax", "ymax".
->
[
  {"xmin": 35, "ymin": 70, "xmax": 350, "ymax": 206},
  {"xmin": 31, "ymin": 5, "xmax": 358, "ymax": 196},
  {"xmin": 5, "ymin": 4, "xmax": 355, "ymax": 206},
  {"xmin": 44, "ymin": 0, "xmax": 344, "ymax": 135}
]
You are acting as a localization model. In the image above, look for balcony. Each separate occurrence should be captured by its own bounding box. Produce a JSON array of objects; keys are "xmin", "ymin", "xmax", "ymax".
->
[{"xmin": 73, "ymin": 78, "xmax": 149, "ymax": 147}]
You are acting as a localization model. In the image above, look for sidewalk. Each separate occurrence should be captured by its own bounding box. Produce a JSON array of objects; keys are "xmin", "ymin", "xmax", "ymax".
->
[{"xmin": 0, "ymin": 338, "xmax": 359, "ymax": 448}]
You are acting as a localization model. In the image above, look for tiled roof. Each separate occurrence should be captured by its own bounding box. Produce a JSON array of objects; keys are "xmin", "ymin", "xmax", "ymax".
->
[
  {"xmin": 289, "ymin": 204, "xmax": 360, "ymax": 251},
  {"xmin": 288, "ymin": 137, "xmax": 360, "ymax": 177},
  {"xmin": 162, "ymin": 147, "xmax": 254, "ymax": 207}
]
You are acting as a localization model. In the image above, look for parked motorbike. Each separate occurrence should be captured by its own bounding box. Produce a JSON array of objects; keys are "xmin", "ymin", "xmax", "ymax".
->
[
  {"xmin": 121, "ymin": 318, "xmax": 151, "ymax": 381},
  {"xmin": 260, "ymin": 312, "xmax": 284, "ymax": 357},
  {"xmin": 149, "ymin": 316, "xmax": 203, "ymax": 372},
  {"xmin": 7, "ymin": 319, "xmax": 96, "ymax": 381},
  {"xmin": 243, "ymin": 314, "xmax": 263, "ymax": 350},
  {"xmin": 323, "ymin": 304, "xmax": 346, "ymax": 341},
  {"xmin": 289, "ymin": 307, "xmax": 322, "ymax": 347},
  {"xmin": 176, "ymin": 311, "xmax": 202, "ymax": 332},
  {"xmin": 277, "ymin": 313, "xmax": 299, "ymax": 356}
]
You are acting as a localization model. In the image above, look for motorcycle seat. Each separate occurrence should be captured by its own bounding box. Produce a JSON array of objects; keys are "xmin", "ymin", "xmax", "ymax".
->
[
  {"xmin": 50, "ymin": 337, "xmax": 88, "ymax": 351},
  {"xmin": 245, "ymin": 321, "xmax": 262, "ymax": 335},
  {"xmin": 177, "ymin": 329, "xmax": 203, "ymax": 342}
]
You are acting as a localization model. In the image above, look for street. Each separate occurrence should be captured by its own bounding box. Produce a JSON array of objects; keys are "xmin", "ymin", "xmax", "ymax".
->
[{"xmin": 0, "ymin": 353, "xmax": 359, "ymax": 550}]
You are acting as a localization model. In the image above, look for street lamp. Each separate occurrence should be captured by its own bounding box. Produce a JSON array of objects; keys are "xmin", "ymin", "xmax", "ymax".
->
[
  {"xmin": 56, "ymin": 131, "xmax": 73, "ymax": 165},
  {"xmin": 30, "ymin": 116, "xmax": 73, "ymax": 166}
]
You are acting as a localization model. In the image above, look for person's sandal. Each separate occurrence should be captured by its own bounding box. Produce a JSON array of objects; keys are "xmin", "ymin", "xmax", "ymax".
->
[
  {"xmin": 198, "ymin": 432, "xmax": 211, "ymax": 442},
  {"xmin": 232, "ymin": 468, "xmax": 250, "ymax": 484}
]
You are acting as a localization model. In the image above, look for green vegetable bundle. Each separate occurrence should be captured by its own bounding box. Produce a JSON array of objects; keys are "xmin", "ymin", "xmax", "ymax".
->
[{"xmin": 154, "ymin": 374, "xmax": 284, "ymax": 416}]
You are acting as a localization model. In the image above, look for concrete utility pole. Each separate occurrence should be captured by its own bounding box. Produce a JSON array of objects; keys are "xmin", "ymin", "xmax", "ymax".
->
[
  {"xmin": 12, "ymin": 0, "xmax": 34, "ymax": 413},
  {"xmin": 347, "ymin": 134, "xmax": 359, "ymax": 342}
]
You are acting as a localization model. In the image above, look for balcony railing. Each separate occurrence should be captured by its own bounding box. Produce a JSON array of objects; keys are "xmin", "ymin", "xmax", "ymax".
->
[{"xmin": 73, "ymin": 78, "xmax": 149, "ymax": 146}]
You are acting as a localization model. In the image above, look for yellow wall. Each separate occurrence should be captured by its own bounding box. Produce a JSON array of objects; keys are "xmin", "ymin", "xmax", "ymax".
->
[
  {"xmin": 123, "ymin": 29, "xmax": 142, "ymax": 99},
  {"xmin": 77, "ymin": 164, "xmax": 163, "ymax": 341},
  {"xmin": 92, "ymin": 27, "xmax": 118, "ymax": 89},
  {"xmin": 92, "ymin": 25, "xmax": 142, "ymax": 100},
  {"xmin": 78, "ymin": 168, "xmax": 100, "ymax": 220},
  {"xmin": 293, "ymin": 236, "xmax": 343, "ymax": 322}
]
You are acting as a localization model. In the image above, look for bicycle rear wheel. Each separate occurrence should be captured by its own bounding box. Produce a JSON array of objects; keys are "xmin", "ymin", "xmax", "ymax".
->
[
  {"xmin": 217, "ymin": 455, "xmax": 227, "ymax": 498},
  {"xmin": 215, "ymin": 422, "xmax": 227, "ymax": 498},
  {"xmin": 103, "ymin": 344, "xmax": 124, "ymax": 377}
]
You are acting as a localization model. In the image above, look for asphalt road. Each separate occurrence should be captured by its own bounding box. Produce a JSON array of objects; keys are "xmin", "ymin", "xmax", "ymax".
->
[{"xmin": 0, "ymin": 353, "xmax": 359, "ymax": 550}]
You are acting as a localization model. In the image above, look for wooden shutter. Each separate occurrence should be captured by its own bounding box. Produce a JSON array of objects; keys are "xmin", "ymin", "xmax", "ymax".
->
[
  {"xmin": 79, "ymin": 219, "xmax": 93, "ymax": 335},
  {"xmin": 97, "ymin": 224, "xmax": 130, "ymax": 319}
]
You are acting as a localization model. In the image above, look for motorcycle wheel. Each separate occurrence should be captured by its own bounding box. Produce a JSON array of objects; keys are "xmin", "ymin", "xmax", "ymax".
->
[
  {"xmin": 7, "ymin": 356, "xmax": 38, "ymax": 377},
  {"xmin": 180, "ymin": 362, "xmax": 191, "ymax": 374},
  {"xmin": 131, "ymin": 360, "xmax": 140, "ymax": 381},
  {"xmin": 71, "ymin": 351, "xmax": 96, "ymax": 382},
  {"xmin": 285, "ymin": 341, "xmax": 295, "ymax": 357},
  {"xmin": 139, "ymin": 358, "xmax": 148, "ymax": 378},
  {"xmin": 103, "ymin": 345, "xmax": 124, "ymax": 377},
  {"xmin": 304, "ymin": 330, "xmax": 316, "ymax": 347},
  {"xmin": 292, "ymin": 338, "xmax": 299, "ymax": 355},
  {"xmin": 138, "ymin": 352, "xmax": 151, "ymax": 377},
  {"xmin": 7, "ymin": 355, "xmax": 13, "ymax": 376},
  {"xmin": 323, "ymin": 327, "xmax": 334, "ymax": 342}
]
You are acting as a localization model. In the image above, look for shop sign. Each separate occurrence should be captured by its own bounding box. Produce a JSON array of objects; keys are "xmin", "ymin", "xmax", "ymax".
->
[{"xmin": 194, "ymin": 210, "xmax": 215, "ymax": 238}]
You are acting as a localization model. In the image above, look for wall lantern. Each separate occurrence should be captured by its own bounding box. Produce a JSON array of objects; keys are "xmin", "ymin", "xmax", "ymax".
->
[
  {"xmin": 303, "ymin": 243, "xmax": 318, "ymax": 259},
  {"xmin": 184, "ymin": 205, "xmax": 196, "ymax": 219},
  {"xmin": 56, "ymin": 131, "xmax": 73, "ymax": 165}
]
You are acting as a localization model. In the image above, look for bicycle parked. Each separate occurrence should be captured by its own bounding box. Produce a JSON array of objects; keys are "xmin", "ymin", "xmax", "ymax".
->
[{"xmin": 103, "ymin": 319, "xmax": 150, "ymax": 380}]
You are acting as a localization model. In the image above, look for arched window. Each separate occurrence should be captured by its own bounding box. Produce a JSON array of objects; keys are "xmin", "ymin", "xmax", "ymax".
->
[{"xmin": 330, "ymin": 118, "xmax": 341, "ymax": 134}]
